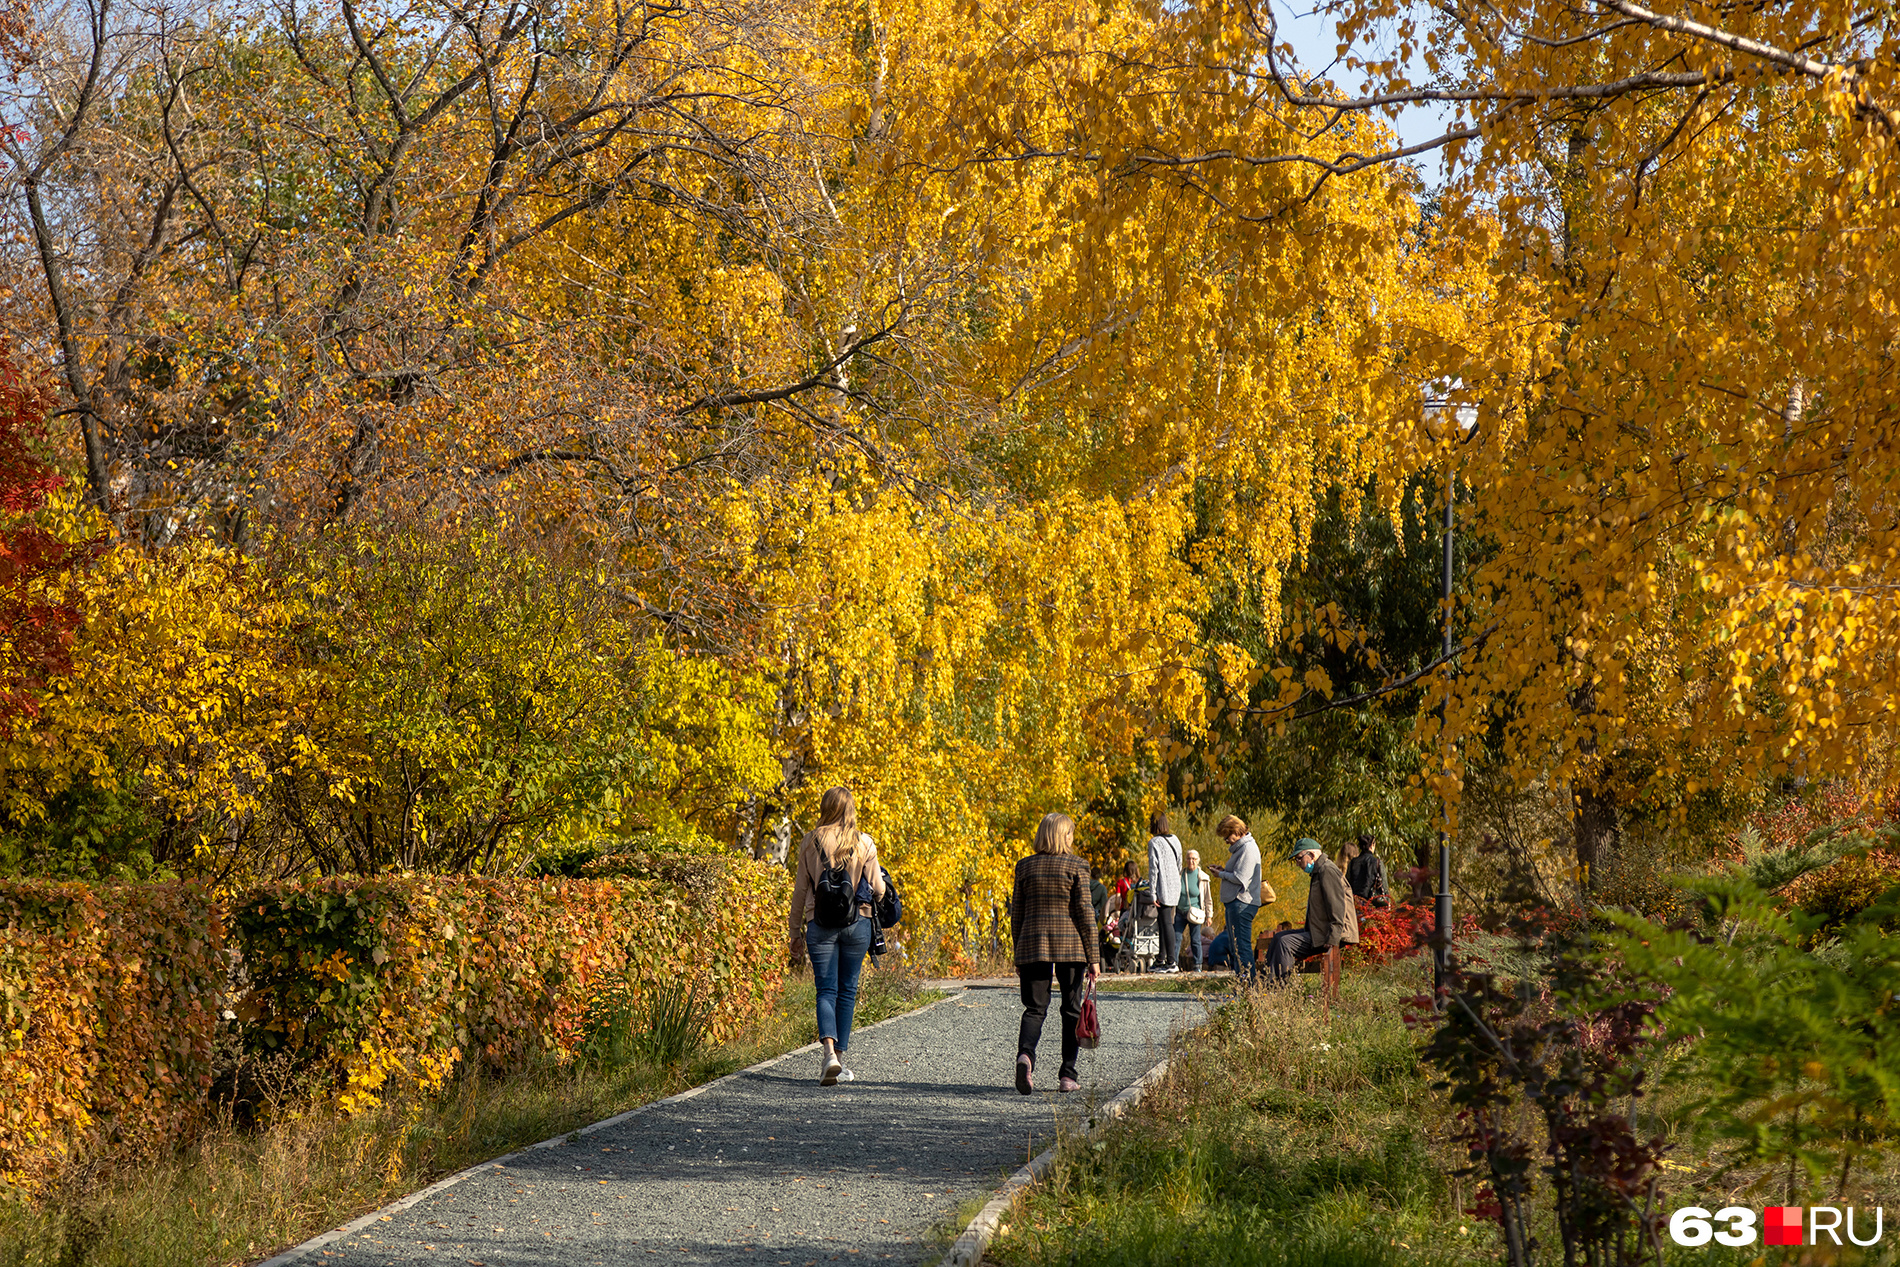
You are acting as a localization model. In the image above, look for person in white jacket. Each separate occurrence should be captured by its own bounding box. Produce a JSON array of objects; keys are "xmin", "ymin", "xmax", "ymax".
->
[
  {"xmin": 1208, "ymin": 814, "xmax": 1271, "ymax": 983},
  {"xmin": 1146, "ymin": 810, "xmax": 1185, "ymax": 973}
]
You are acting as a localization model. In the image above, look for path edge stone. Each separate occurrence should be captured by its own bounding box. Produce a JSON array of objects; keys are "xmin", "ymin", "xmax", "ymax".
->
[
  {"xmin": 937, "ymin": 1015, "xmax": 1199, "ymax": 1267},
  {"xmin": 249, "ymin": 987, "xmax": 967, "ymax": 1267}
]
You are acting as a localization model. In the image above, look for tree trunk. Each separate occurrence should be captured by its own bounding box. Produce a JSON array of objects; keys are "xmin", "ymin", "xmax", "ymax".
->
[{"xmin": 1574, "ymin": 782, "xmax": 1618, "ymax": 884}]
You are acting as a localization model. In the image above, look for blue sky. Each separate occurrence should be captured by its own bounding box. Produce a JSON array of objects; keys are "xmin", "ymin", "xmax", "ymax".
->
[{"xmin": 1268, "ymin": 0, "xmax": 1451, "ymax": 169}]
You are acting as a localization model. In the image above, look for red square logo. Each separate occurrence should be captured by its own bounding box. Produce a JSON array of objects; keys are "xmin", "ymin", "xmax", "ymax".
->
[{"xmin": 1764, "ymin": 1206, "xmax": 1803, "ymax": 1246}]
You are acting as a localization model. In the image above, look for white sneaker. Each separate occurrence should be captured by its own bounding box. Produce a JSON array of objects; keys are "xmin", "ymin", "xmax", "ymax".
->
[
  {"xmin": 837, "ymin": 1068, "xmax": 855, "ymax": 1082},
  {"xmin": 1157, "ymin": 964, "xmax": 1181, "ymax": 975},
  {"xmin": 820, "ymin": 1048, "xmax": 842, "ymax": 1086}
]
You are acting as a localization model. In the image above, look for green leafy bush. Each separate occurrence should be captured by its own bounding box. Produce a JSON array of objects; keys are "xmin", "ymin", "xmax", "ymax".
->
[{"xmin": 1609, "ymin": 870, "xmax": 1900, "ymax": 1200}]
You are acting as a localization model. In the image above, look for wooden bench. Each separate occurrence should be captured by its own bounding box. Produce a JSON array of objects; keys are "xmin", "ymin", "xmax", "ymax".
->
[{"xmin": 1297, "ymin": 945, "xmax": 1344, "ymax": 1018}]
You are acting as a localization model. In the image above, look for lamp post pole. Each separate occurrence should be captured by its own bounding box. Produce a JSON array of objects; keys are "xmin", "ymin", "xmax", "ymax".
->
[
  {"xmin": 1434, "ymin": 470, "xmax": 1454, "ymax": 1000},
  {"xmin": 1422, "ymin": 389, "xmax": 1475, "ymax": 1003}
]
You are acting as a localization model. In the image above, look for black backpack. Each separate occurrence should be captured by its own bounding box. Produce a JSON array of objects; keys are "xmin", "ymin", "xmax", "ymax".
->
[
  {"xmin": 813, "ymin": 854, "xmax": 859, "ymax": 929},
  {"xmin": 874, "ymin": 866, "xmax": 902, "ymax": 928}
]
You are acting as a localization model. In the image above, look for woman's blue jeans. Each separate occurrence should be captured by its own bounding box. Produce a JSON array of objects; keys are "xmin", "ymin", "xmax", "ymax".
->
[
  {"xmin": 806, "ymin": 918, "xmax": 873, "ymax": 1051},
  {"xmin": 1224, "ymin": 898, "xmax": 1259, "ymax": 981},
  {"xmin": 1173, "ymin": 908, "xmax": 1205, "ymax": 969}
]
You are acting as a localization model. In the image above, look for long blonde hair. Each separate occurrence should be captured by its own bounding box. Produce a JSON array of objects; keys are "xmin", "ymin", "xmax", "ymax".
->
[
  {"xmin": 814, "ymin": 786, "xmax": 859, "ymax": 860},
  {"xmin": 1034, "ymin": 812, "xmax": 1075, "ymax": 855}
]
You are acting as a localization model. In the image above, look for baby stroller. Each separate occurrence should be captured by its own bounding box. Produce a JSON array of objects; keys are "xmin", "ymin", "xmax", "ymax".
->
[{"xmin": 1111, "ymin": 880, "xmax": 1161, "ymax": 974}]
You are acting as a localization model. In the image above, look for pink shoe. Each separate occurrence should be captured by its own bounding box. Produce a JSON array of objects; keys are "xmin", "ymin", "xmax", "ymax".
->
[
  {"xmin": 1058, "ymin": 1076, "xmax": 1081, "ymax": 1093},
  {"xmin": 1015, "ymin": 1054, "xmax": 1033, "ymax": 1095}
]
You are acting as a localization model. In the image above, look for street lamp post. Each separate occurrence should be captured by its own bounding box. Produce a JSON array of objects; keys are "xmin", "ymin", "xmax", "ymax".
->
[{"xmin": 1422, "ymin": 391, "xmax": 1477, "ymax": 1001}]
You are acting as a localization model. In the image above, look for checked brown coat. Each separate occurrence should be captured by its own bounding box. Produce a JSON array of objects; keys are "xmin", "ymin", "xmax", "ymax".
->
[{"xmin": 1009, "ymin": 851, "xmax": 1100, "ymax": 967}]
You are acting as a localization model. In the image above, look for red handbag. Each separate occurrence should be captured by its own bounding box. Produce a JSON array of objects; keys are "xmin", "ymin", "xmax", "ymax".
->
[{"xmin": 1076, "ymin": 979, "xmax": 1102, "ymax": 1050}]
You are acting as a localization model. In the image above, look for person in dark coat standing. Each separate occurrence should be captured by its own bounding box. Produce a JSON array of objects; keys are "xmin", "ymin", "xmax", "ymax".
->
[
  {"xmin": 1265, "ymin": 837, "xmax": 1360, "ymax": 984},
  {"xmin": 1345, "ymin": 833, "xmax": 1390, "ymax": 906},
  {"xmin": 1010, "ymin": 812, "xmax": 1100, "ymax": 1094}
]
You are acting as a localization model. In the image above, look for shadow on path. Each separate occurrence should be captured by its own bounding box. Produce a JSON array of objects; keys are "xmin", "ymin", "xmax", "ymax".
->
[{"xmin": 307, "ymin": 990, "xmax": 1206, "ymax": 1267}]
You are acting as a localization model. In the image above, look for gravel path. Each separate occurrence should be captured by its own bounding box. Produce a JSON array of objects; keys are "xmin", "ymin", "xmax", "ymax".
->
[{"xmin": 304, "ymin": 985, "xmax": 1207, "ymax": 1267}]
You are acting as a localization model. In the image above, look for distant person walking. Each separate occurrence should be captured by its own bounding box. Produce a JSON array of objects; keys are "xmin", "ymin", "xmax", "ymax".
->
[
  {"xmin": 787, "ymin": 787, "xmax": 886, "ymax": 1086},
  {"xmin": 1146, "ymin": 811, "xmax": 1185, "ymax": 974},
  {"xmin": 1346, "ymin": 833, "xmax": 1391, "ymax": 907},
  {"xmin": 1175, "ymin": 848, "xmax": 1211, "ymax": 970},
  {"xmin": 1010, "ymin": 812, "xmax": 1100, "ymax": 1094},
  {"xmin": 1266, "ymin": 838, "xmax": 1361, "ymax": 985},
  {"xmin": 1208, "ymin": 815, "xmax": 1269, "ymax": 983}
]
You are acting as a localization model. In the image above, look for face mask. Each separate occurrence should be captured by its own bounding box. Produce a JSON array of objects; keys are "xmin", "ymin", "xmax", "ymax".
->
[{"xmin": 1301, "ymin": 859, "xmax": 1317, "ymax": 874}]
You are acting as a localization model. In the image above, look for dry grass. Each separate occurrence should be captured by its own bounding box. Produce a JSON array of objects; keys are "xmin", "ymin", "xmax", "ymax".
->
[{"xmin": 0, "ymin": 967, "xmax": 937, "ymax": 1267}]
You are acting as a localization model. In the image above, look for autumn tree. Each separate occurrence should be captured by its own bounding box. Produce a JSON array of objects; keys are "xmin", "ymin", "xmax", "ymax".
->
[
  {"xmin": 0, "ymin": 345, "xmax": 82, "ymax": 734},
  {"xmin": 921, "ymin": 0, "xmax": 1900, "ymax": 873}
]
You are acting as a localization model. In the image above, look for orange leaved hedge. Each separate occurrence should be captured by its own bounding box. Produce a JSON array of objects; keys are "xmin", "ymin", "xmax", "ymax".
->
[
  {"xmin": 0, "ymin": 853, "xmax": 789, "ymax": 1195},
  {"xmin": 231, "ymin": 853, "xmax": 790, "ymax": 1111},
  {"xmin": 0, "ymin": 881, "xmax": 224, "ymax": 1195}
]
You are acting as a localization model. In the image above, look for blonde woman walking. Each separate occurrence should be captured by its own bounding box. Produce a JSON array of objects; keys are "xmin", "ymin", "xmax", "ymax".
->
[
  {"xmin": 788, "ymin": 787, "xmax": 886, "ymax": 1086},
  {"xmin": 1010, "ymin": 812, "xmax": 1100, "ymax": 1094}
]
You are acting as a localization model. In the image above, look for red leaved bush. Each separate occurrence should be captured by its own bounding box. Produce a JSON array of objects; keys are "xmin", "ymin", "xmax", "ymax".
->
[
  {"xmin": 233, "ymin": 858, "xmax": 789, "ymax": 1108},
  {"xmin": 0, "ymin": 345, "xmax": 86, "ymax": 734},
  {"xmin": 1353, "ymin": 897, "xmax": 1482, "ymax": 966}
]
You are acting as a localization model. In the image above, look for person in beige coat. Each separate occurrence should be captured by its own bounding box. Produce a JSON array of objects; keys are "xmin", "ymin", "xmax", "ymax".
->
[
  {"xmin": 787, "ymin": 786, "xmax": 886, "ymax": 1086},
  {"xmin": 1009, "ymin": 812, "xmax": 1099, "ymax": 1094},
  {"xmin": 1265, "ymin": 837, "xmax": 1360, "ymax": 985}
]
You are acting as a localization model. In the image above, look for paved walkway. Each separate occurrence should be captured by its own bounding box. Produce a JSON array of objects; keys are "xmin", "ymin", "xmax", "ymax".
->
[{"xmin": 305, "ymin": 986, "xmax": 1206, "ymax": 1267}]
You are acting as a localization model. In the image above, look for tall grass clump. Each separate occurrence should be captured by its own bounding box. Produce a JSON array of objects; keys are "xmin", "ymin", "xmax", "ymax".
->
[{"xmin": 582, "ymin": 977, "xmax": 706, "ymax": 1067}]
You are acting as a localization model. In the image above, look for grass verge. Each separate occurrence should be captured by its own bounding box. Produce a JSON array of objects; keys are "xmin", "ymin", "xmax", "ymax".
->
[
  {"xmin": 985, "ymin": 958, "xmax": 1900, "ymax": 1267},
  {"xmin": 987, "ymin": 962, "xmax": 1475, "ymax": 1267},
  {"xmin": 0, "ymin": 967, "xmax": 939, "ymax": 1267}
]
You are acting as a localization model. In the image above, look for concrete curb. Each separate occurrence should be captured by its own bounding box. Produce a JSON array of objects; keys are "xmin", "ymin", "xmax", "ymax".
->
[
  {"xmin": 937, "ymin": 1001, "xmax": 1211, "ymax": 1267},
  {"xmin": 250, "ymin": 987, "xmax": 967, "ymax": 1267}
]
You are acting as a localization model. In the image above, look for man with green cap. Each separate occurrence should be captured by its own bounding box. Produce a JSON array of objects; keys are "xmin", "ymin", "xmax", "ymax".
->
[{"xmin": 1265, "ymin": 838, "xmax": 1360, "ymax": 985}]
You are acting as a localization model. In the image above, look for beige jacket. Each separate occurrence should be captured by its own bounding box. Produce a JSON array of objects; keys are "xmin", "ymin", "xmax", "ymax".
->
[{"xmin": 788, "ymin": 828, "xmax": 886, "ymax": 939}]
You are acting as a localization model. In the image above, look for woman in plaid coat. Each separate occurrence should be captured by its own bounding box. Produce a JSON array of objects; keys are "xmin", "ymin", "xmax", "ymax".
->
[{"xmin": 1010, "ymin": 812, "xmax": 1100, "ymax": 1094}]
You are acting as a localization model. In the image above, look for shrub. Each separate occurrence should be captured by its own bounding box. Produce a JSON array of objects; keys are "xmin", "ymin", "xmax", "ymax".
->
[
  {"xmin": 1353, "ymin": 898, "xmax": 1480, "ymax": 968},
  {"xmin": 0, "ymin": 882, "xmax": 224, "ymax": 1196},
  {"xmin": 1796, "ymin": 849, "xmax": 1900, "ymax": 932},
  {"xmin": 0, "ymin": 854, "xmax": 789, "ymax": 1190},
  {"xmin": 230, "ymin": 854, "xmax": 788, "ymax": 1110}
]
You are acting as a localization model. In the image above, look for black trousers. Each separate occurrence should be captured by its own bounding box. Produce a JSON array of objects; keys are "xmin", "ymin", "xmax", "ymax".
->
[
  {"xmin": 1156, "ymin": 904, "xmax": 1179, "ymax": 968},
  {"xmin": 1017, "ymin": 961, "xmax": 1088, "ymax": 1081},
  {"xmin": 1266, "ymin": 927, "xmax": 1317, "ymax": 983}
]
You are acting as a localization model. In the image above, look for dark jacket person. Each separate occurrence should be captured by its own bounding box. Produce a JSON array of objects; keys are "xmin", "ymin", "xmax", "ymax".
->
[
  {"xmin": 1010, "ymin": 812, "xmax": 1100, "ymax": 1094},
  {"xmin": 1345, "ymin": 833, "xmax": 1390, "ymax": 906},
  {"xmin": 1265, "ymin": 837, "xmax": 1361, "ymax": 984}
]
